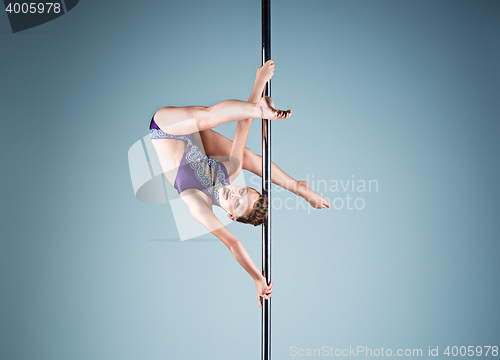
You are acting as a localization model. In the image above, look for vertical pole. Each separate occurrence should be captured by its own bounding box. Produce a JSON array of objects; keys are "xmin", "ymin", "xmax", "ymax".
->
[{"xmin": 261, "ymin": 1, "xmax": 271, "ymax": 360}]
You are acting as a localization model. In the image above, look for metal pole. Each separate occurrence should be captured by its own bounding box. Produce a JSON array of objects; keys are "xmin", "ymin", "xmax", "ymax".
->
[{"xmin": 261, "ymin": 1, "xmax": 271, "ymax": 360}]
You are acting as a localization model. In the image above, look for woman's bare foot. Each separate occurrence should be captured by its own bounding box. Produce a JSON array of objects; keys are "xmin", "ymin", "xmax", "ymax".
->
[
  {"xmin": 259, "ymin": 96, "xmax": 291, "ymax": 120},
  {"xmin": 297, "ymin": 181, "xmax": 330, "ymax": 209}
]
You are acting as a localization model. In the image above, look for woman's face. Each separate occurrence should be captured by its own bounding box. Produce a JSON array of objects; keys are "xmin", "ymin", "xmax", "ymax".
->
[{"xmin": 218, "ymin": 185, "xmax": 260, "ymax": 220}]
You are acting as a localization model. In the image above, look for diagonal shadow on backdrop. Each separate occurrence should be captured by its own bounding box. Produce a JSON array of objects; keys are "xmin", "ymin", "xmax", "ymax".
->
[{"xmin": 128, "ymin": 133, "xmax": 247, "ymax": 241}]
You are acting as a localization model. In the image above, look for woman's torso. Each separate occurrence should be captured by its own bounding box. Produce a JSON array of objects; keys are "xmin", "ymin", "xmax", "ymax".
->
[{"xmin": 149, "ymin": 116, "xmax": 230, "ymax": 206}]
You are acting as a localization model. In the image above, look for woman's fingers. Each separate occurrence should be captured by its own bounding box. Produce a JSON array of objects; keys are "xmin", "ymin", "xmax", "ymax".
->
[{"xmin": 257, "ymin": 279, "xmax": 274, "ymax": 307}]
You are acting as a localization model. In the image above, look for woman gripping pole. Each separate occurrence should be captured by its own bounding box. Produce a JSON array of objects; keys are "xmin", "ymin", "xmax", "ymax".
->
[{"xmin": 150, "ymin": 60, "xmax": 329, "ymax": 307}]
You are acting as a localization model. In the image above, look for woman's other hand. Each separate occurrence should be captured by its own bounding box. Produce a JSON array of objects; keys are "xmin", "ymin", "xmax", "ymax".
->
[
  {"xmin": 256, "ymin": 59, "xmax": 275, "ymax": 83},
  {"xmin": 255, "ymin": 277, "xmax": 273, "ymax": 308}
]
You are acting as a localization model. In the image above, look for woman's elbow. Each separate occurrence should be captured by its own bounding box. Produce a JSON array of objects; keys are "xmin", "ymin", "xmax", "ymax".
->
[{"xmin": 228, "ymin": 239, "xmax": 242, "ymax": 254}]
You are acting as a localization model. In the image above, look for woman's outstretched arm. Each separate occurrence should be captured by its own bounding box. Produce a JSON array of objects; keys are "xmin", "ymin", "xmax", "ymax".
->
[
  {"xmin": 183, "ymin": 193, "xmax": 272, "ymax": 307},
  {"xmin": 228, "ymin": 60, "xmax": 275, "ymax": 179}
]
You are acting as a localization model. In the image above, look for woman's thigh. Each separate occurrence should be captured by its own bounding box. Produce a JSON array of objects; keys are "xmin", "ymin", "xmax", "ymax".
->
[
  {"xmin": 154, "ymin": 106, "xmax": 208, "ymax": 135},
  {"xmin": 199, "ymin": 129, "xmax": 233, "ymax": 157},
  {"xmin": 199, "ymin": 130, "xmax": 260, "ymax": 173},
  {"xmin": 151, "ymin": 138, "xmax": 186, "ymax": 186}
]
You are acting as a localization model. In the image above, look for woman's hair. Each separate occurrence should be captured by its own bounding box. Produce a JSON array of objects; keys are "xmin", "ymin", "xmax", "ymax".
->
[{"xmin": 236, "ymin": 191, "xmax": 268, "ymax": 226}]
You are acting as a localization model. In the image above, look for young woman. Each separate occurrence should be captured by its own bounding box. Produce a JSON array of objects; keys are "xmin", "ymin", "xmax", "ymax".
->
[{"xmin": 150, "ymin": 60, "xmax": 330, "ymax": 307}]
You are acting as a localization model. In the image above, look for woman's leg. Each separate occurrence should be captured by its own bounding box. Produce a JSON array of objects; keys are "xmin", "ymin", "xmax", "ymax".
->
[
  {"xmin": 154, "ymin": 97, "xmax": 291, "ymax": 136},
  {"xmin": 200, "ymin": 129, "xmax": 330, "ymax": 209},
  {"xmin": 150, "ymin": 138, "xmax": 186, "ymax": 187}
]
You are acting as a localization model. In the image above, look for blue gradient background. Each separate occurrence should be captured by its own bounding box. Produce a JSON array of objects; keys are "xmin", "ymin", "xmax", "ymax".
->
[{"xmin": 1, "ymin": 1, "xmax": 499, "ymax": 359}]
